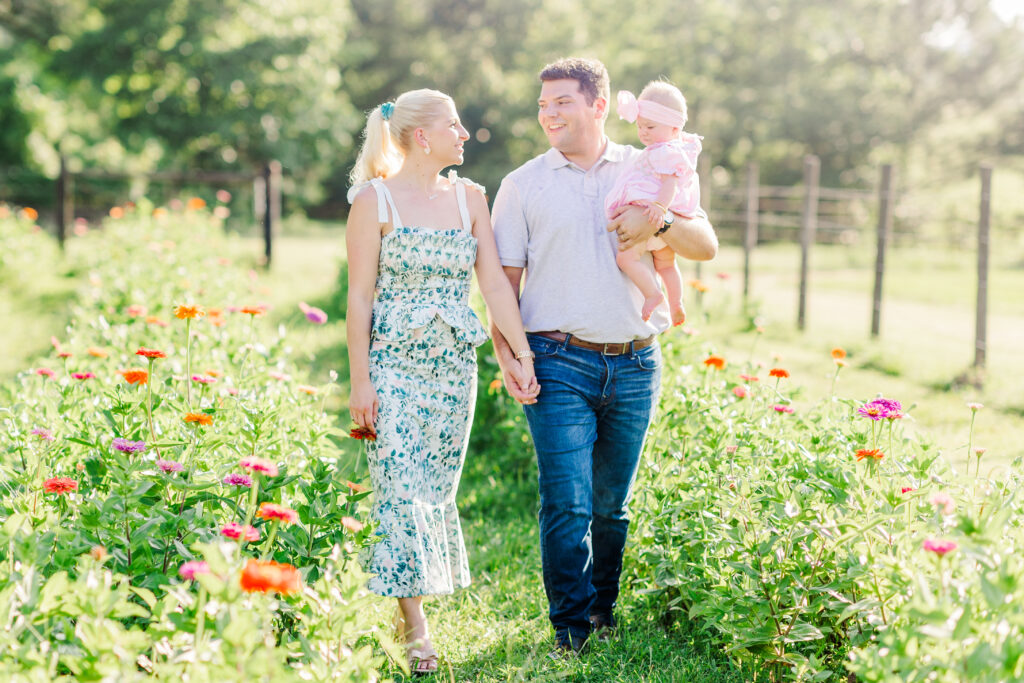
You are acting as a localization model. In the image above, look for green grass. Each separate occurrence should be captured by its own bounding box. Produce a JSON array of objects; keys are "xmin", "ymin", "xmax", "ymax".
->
[{"xmin": 6, "ymin": 225, "xmax": 1023, "ymax": 680}]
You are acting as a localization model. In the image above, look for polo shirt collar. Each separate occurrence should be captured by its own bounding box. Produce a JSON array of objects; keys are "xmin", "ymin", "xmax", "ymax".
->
[{"xmin": 543, "ymin": 138, "xmax": 630, "ymax": 170}]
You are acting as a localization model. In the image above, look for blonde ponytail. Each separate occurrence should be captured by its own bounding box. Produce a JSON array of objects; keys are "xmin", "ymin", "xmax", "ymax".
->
[{"xmin": 348, "ymin": 89, "xmax": 454, "ymax": 186}]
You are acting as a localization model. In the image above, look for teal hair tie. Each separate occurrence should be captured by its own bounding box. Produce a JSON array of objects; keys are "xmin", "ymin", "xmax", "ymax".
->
[{"xmin": 380, "ymin": 102, "xmax": 394, "ymax": 121}]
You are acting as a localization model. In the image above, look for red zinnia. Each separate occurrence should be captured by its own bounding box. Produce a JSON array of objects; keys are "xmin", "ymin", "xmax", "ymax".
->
[
  {"xmin": 855, "ymin": 448, "xmax": 885, "ymax": 461},
  {"xmin": 239, "ymin": 559, "xmax": 302, "ymax": 595},
  {"xmin": 44, "ymin": 477, "xmax": 78, "ymax": 494},
  {"xmin": 136, "ymin": 347, "xmax": 167, "ymax": 359},
  {"xmin": 257, "ymin": 502, "xmax": 299, "ymax": 524},
  {"xmin": 349, "ymin": 426, "xmax": 377, "ymax": 441},
  {"xmin": 119, "ymin": 369, "xmax": 149, "ymax": 385},
  {"xmin": 703, "ymin": 356, "xmax": 726, "ymax": 370},
  {"xmin": 769, "ymin": 368, "xmax": 789, "ymax": 379}
]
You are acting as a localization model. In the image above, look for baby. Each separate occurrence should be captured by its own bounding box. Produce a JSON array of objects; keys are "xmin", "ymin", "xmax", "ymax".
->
[{"xmin": 605, "ymin": 81, "xmax": 702, "ymax": 324}]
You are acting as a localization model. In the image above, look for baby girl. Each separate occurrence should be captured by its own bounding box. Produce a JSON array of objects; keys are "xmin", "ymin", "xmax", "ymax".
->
[{"xmin": 605, "ymin": 81, "xmax": 702, "ymax": 324}]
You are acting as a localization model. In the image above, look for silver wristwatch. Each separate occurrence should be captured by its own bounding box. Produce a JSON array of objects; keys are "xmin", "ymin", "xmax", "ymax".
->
[{"xmin": 655, "ymin": 210, "xmax": 674, "ymax": 236}]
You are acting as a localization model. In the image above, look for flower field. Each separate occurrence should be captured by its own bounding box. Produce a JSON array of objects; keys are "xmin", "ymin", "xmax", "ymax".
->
[
  {"xmin": 3, "ymin": 199, "xmax": 1023, "ymax": 682},
  {"xmin": 0, "ymin": 203, "xmax": 389, "ymax": 680}
]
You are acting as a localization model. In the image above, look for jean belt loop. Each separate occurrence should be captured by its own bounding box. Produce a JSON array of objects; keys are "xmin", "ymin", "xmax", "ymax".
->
[
  {"xmin": 562, "ymin": 333, "xmax": 572, "ymax": 350},
  {"xmin": 629, "ymin": 340, "xmax": 636, "ymax": 357}
]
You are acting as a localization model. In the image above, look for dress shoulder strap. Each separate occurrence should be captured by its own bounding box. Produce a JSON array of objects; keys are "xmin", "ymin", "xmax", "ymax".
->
[
  {"xmin": 448, "ymin": 170, "xmax": 485, "ymax": 233},
  {"xmin": 345, "ymin": 178, "xmax": 403, "ymax": 229}
]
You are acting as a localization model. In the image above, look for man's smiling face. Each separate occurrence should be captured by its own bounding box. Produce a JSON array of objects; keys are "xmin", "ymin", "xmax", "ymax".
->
[{"xmin": 537, "ymin": 79, "xmax": 604, "ymax": 158}]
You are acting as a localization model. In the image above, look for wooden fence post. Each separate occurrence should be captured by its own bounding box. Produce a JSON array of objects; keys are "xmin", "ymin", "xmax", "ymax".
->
[
  {"xmin": 870, "ymin": 164, "xmax": 893, "ymax": 337},
  {"xmin": 262, "ymin": 161, "xmax": 281, "ymax": 267},
  {"xmin": 797, "ymin": 155, "xmax": 820, "ymax": 330},
  {"xmin": 696, "ymin": 154, "xmax": 711, "ymax": 281},
  {"xmin": 55, "ymin": 155, "xmax": 72, "ymax": 249},
  {"xmin": 743, "ymin": 162, "xmax": 759, "ymax": 304},
  {"xmin": 975, "ymin": 164, "xmax": 991, "ymax": 370}
]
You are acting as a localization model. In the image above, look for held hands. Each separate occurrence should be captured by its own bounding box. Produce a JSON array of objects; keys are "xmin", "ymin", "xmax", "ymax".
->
[
  {"xmin": 503, "ymin": 357, "xmax": 540, "ymax": 405},
  {"xmin": 608, "ymin": 205, "xmax": 660, "ymax": 250},
  {"xmin": 348, "ymin": 379, "xmax": 379, "ymax": 435}
]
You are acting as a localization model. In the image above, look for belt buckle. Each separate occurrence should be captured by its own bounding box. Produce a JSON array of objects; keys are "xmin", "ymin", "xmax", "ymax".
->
[{"xmin": 602, "ymin": 342, "xmax": 624, "ymax": 356}]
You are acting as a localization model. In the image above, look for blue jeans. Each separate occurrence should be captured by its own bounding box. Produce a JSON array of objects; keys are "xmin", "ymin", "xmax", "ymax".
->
[{"xmin": 523, "ymin": 333, "xmax": 662, "ymax": 644}]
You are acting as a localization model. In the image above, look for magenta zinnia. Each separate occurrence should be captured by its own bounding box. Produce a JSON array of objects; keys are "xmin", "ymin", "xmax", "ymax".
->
[
  {"xmin": 239, "ymin": 457, "xmax": 278, "ymax": 477},
  {"xmin": 922, "ymin": 539, "xmax": 958, "ymax": 556},
  {"xmin": 178, "ymin": 561, "xmax": 211, "ymax": 580},
  {"xmin": 223, "ymin": 473, "xmax": 253, "ymax": 487},
  {"xmin": 221, "ymin": 522, "xmax": 260, "ymax": 542}
]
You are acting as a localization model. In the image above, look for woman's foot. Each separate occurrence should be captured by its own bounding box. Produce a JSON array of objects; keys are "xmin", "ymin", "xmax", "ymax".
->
[
  {"xmin": 408, "ymin": 641, "xmax": 439, "ymax": 676},
  {"xmin": 641, "ymin": 292, "xmax": 665, "ymax": 321}
]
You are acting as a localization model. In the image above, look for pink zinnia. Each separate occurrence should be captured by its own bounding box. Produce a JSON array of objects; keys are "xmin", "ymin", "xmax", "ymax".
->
[
  {"xmin": 71, "ymin": 372, "xmax": 96, "ymax": 380},
  {"xmin": 178, "ymin": 561, "xmax": 211, "ymax": 580},
  {"xmin": 239, "ymin": 457, "xmax": 279, "ymax": 477},
  {"xmin": 221, "ymin": 522, "xmax": 260, "ymax": 542},
  {"xmin": 191, "ymin": 374, "xmax": 217, "ymax": 384},
  {"xmin": 31, "ymin": 428, "xmax": 54, "ymax": 441},
  {"xmin": 739, "ymin": 374, "xmax": 759, "ymax": 382},
  {"xmin": 772, "ymin": 404, "xmax": 794, "ymax": 414},
  {"xmin": 35, "ymin": 368, "xmax": 56, "ymax": 378},
  {"xmin": 298, "ymin": 301, "xmax": 328, "ymax": 324},
  {"xmin": 157, "ymin": 459, "xmax": 184, "ymax": 473},
  {"xmin": 930, "ymin": 492, "xmax": 955, "ymax": 515},
  {"xmin": 857, "ymin": 404, "xmax": 884, "ymax": 420},
  {"xmin": 732, "ymin": 386, "xmax": 749, "ymax": 398},
  {"xmin": 725, "ymin": 445, "xmax": 738, "ymax": 454},
  {"xmin": 223, "ymin": 473, "xmax": 253, "ymax": 487},
  {"xmin": 922, "ymin": 539, "xmax": 958, "ymax": 557}
]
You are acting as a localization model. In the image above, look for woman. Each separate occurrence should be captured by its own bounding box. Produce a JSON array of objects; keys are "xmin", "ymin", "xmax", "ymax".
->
[{"xmin": 345, "ymin": 89, "xmax": 538, "ymax": 674}]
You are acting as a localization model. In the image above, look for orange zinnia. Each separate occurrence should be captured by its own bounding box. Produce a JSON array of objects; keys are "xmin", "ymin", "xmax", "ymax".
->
[
  {"xmin": 296, "ymin": 385, "xmax": 317, "ymax": 395},
  {"xmin": 855, "ymin": 448, "xmax": 885, "ymax": 461},
  {"xmin": 703, "ymin": 356, "xmax": 726, "ymax": 370},
  {"xmin": 345, "ymin": 480, "xmax": 369, "ymax": 493},
  {"xmin": 87, "ymin": 347, "xmax": 108, "ymax": 358},
  {"xmin": 174, "ymin": 304, "xmax": 206, "ymax": 320},
  {"xmin": 769, "ymin": 368, "xmax": 789, "ymax": 379},
  {"xmin": 239, "ymin": 559, "xmax": 302, "ymax": 595},
  {"xmin": 120, "ymin": 369, "xmax": 149, "ymax": 385},
  {"xmin": 21, "ymin": 207, "xmax": 39, "ymax": 221},
  {"xmin": 831, "ymin": 348, "xmax": 846, "ymax": 359},
  {"xmin": 239, "ymin": 305, "xmax": 266, "ymax": 317},
  {"xmin": 257, "ymin": 502, "xmax": 299, "ymax": 524},
  {"xmin": 43, "ymin": 477, "xmax": 78, "ymax": 494},
  {"xmin": 136, "ymin": 347, "xmax": 167, "ymax": 359},
  {"xmin": 186, "ymin": 197, "xmax": 206, "ymax": 210},
  {"xmin": 109, "ymin": 206, "xmax": 124, "ymax": 219},
  {"xmin": 183, "ymin": 412, "xmax": 213, "ymax": 426}
]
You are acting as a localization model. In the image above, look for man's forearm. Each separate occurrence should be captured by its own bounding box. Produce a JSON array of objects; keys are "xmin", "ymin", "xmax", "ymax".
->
[{"xmin": 663, "ymin": 213, "xmax": 718, "ymax": 261}]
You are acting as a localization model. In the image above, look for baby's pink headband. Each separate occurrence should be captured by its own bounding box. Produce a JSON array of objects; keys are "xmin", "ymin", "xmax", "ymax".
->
[{"xmin": 616, "ymin": 91, "xmax": 686, "ymax": 128}]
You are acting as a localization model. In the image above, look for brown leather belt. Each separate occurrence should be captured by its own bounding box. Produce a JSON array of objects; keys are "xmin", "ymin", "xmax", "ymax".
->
[{"xmin": 532, "ymin": 331, "xmax": 656, "ymax": 356}]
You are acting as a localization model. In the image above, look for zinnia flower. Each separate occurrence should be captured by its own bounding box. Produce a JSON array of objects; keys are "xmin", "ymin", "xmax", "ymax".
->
[
  {"xmin": 738, "ymin": 374, "xmax": 759, "ymax": 382},
  {"xmin": 119, "ymin": 369, "xmax": 149, "ymax": 385},
  {"xmin": 296, "ymin": 385, "xmax": 317, "ymax": 395},
  {"xmin": 239, "ymin": 305, "xmax": 266, "ymax": 317},
  {"xmin": 57, "ymin": 350, "xmax": 72, "ymax": 359},
  {"xmin": 345, "ymin": 480, "xmax": 369, "ymax": 493},
  {"xmin": 186, "ymin": 197, "xmax": 206, "ymax": 210},
  {"xmin": 20, "ymin": 207, "xmax": 39, "ymax": 221},
  {"xmin": 831, "ymin": 348, "xmax": 846, "ymax": 359},
  {"xmin": 178, "ymin": 561, "xmax": 210, "ymax": 580},
  {"xmin": 223, "ymin": 473, "xmax": 253, "ymax": 487},
  {"xmin": 769, "ymin": 368, "xmax": 789, "ymax": 379},
  {"xmin": 221, "ymin": 522, "xmax": 260, "ymax": 542},
  {"xmin": 687, "ymin": 279, "xmax": 709, "ymax": 293},
  {"xmin": 703, "ymin": 356, "xmax": 726, "ymax": 370},
  {"xmin": 174, "ymin": 304, "xmax": 205, "ymax": 320},
  {"xmin": 191, "ymin": 374, "xmax": 216, "ymax": 384},
  {"xmin": 35, "ymin": 367, "xmax": 56, "ymax": 378},
  {"xmin": 87, "ymin": 347, "xmax": 108, "ymax": 358},
  {"xmin": 930, "ymin": 492, "xmax": 955, "ymax": 515},
  {"xmin": 145, "ymin": 316, "xmax": 169, "ymax": 327},
  {"xmin": 349, "ymin": 426, "xmax": 377, "ymax": 441},
  {"xmin": 772, "ymin": 404, "xmax": 794, "ymax": 414},
  {"xmin": 857, "ymin": 404, "xmax": 884, "ymax": 420},
  {"xmin": 967, "ymin": 402, "xmax": 983, "ymax": 412},
  {"xmin": 136, "ymin": 347, "xmax": 167, "ymax": 359},
  {"xmin": 341, "ymin": 516, "xmax": 365, "ymax": 532},
  {"xmin": 732, "ymin": 386, "xmax": 749, "ymax": 398},
  {"xmin": 184, "ymin": 412, "xmax": 213, "ymax": 426},
  {"xmin": 922, "ymin": 539, "xmax": 958, "ymax": 557},
  {"xmin": 488, "ymin": 378, "xmax": 503, "ymax": 392},
  {"xmin": 298, "ymin": 301, "xmax": 328, "ymax": 324},
  {"xmin": 239, "ymin": 558, "xmax": 302, "ymax": 595},
  {"xmin": 43, "ymin": 477, "xmax": 78, "ymax": 494},
  {"xmin": 71, "ymin": 372, "xmax": 95, "ymax": 380},
  {"xmin": 725, "ymin": 445, "xmax": 738, "ymax": 454},
  {"xmin": 866, "ymin": 397, "xmax": 903, "ymax": 420},
  {"xmin": 257, "ymin": 502, "xmax": 299, "ymax": 524},
  {"xmin": 31, "ymin": 428, "xmax": 54, "ymax": 441},
  {"xmin": 89, "ymin": 546, "xmax": 108, "ymax": 561},
  {"xmin": 157, "ymin": 459, "xmax": 184, "ymax": 473},
  {"xmin": 855, "ymin": 448, "xmax": 884, "ymax": 461},
  {"xmin": 112, "ymin": 438, "xmax": 147, "ymax": 454},
  {"xmin": 901, "ymin": 486, "xmax": 916, "ymax": 494},
  {"xmin": 126, "ymin": 305, "xmax": 148, "ymax": 317},
  {"xmin": 239, "ymin": 457, "xmax": 278, "ymax": 476}
]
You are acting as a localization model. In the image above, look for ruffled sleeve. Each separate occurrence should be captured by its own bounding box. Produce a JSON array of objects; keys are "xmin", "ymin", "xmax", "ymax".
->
[
  {"xmin": 647, "ymin": 136, "xmax": 702, "ymax": 177},
  {"xmin": 447, "ymin": 170, "xmax": 486, "ymax": 196}
]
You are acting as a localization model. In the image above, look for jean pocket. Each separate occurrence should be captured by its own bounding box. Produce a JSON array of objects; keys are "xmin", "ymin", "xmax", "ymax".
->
[
  {"xmin": 634, "ymin": 345, "xmax": 662, "ymax": 371},
  {"xmin": 528, "ymin": 334, "xmax": 562, "ymax": 359}
]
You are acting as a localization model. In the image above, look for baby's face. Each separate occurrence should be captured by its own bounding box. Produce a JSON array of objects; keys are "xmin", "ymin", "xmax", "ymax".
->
[{"xmin": 636, "ymin": 116, "xmax": 678, "ymax": 146}]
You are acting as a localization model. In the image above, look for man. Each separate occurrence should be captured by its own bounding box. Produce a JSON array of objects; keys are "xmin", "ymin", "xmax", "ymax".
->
[{"xmin": 490, "ymin": 57, "xmax": 717, "ymax": 655}]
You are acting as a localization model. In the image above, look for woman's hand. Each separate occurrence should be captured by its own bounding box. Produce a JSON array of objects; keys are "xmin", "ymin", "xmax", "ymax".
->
[
  {"xmin": 506, "ymin": 358, "xmax": 539, "ymax": 405},
  {"xmin": 349, "ymin": 379, "xmax": 379, "ymax": 434}
]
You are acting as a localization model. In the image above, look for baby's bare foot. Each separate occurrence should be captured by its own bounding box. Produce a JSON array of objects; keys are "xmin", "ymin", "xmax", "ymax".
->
[
  {"xmin": 671, "ymin": 303, "xmax": 686, "ymax": 326},
  {"xmin": 641, "ymin": 293, "xmax": 665, "ymax": 321}
]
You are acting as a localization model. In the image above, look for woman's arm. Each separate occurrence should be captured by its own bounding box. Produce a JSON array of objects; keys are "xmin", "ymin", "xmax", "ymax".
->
[
  {"xmin": 345, "ymin": 188, "xmax": 383, "ymax": 432},
  {"xmin": 467, "ymin": 187, "xmax": 539, "ymax": 402}
]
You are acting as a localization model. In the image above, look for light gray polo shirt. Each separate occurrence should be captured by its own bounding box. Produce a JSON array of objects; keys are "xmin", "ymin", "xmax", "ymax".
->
[{"xmin": 492, "ymin": 140, "xmax": 669, "ymax": 343}]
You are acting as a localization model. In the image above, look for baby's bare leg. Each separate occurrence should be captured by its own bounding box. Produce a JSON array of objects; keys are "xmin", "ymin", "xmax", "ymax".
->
[
  {"xmin": 616, "ymin": 245, "xmax": 664, "ymax": 321},
  {"xmin": 652, "ymin": 246, "xmax": 686, "ymax": 326}
]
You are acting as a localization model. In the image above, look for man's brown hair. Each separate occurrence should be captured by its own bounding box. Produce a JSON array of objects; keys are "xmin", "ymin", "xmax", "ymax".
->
[{"xmin": 539, "ymin": 57, "xmax": 610, "ymax": 107}]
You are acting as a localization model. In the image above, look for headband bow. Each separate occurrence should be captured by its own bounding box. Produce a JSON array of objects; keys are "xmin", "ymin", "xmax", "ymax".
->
[
  {"xmin": 616, "ymin": 90, "xmax": 686, "ymax": 129},
  {"xmin": 380, "ymin": 101, "xmax": 395, "ymax": 121}
]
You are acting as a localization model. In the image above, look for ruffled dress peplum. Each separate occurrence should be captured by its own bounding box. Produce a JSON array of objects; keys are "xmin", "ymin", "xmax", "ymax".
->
[{"xmin": 347, "ymin": 172, "xmax": 488, "ymax": 597}]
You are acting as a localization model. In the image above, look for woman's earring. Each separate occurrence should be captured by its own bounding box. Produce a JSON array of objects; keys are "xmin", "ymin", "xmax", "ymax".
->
[{"xmin": 423, "ymin": 144, "xmax": 431, "ymax": 156}]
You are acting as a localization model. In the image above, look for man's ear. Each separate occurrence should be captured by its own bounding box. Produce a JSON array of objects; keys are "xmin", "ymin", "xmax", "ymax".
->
[{"xmin": 593, "ymin": 96, "xmax": 608, "ymax": 120}]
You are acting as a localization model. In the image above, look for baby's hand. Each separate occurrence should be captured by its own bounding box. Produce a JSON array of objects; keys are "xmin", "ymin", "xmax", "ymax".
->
[{"xmin": 642, "ymin": 203, "xmax": 664, "ymax": 227}]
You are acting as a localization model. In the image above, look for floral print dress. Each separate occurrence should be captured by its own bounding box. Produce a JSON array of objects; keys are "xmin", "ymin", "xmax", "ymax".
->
[{"xmin": 350, "ymin": 173, "xmax": 488, "ymax": 598}]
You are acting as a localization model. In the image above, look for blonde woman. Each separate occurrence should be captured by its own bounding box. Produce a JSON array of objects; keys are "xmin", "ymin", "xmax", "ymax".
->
[{"xmin": 346, "ymin": 89, "xmax": 539, "ymax": 674}]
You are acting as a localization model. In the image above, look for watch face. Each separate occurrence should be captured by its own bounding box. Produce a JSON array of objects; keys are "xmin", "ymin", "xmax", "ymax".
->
[{"xmin": 664, "ymin": 211, "xmax": 674, "ymax": 225}]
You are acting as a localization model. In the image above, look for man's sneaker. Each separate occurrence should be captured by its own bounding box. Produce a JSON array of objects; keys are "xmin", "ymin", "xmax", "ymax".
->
[
  {"xmin": 589, "ymin": 613, "xmax": 616, "ymax": 642},
  {"xmin": 547, "ymin": 630, "xmax": 589, "ymax": 660}
]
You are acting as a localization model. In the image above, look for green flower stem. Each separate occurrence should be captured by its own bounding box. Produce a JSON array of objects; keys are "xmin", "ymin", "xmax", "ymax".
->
[
  {"xmin": 966, "ymin": 412, "xmax": 977, "ymax": 476},
  {"xmin": 261, "ymin": 520, "xmax": 281, "ymax": 560},
  {"xmin": 240, "ymin": 474, "xmax": 261, "ymax": 551},
  {"xmin": 194, "ymin": 584, "xmax": 207, "ymax": 647},
  {"xmin": 145, "ymin": 357, "xmax": 159, "ymax": 457},
  {"xmin": 185, "ymin": 318, "xmax": 192, "ymax": 410}
]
